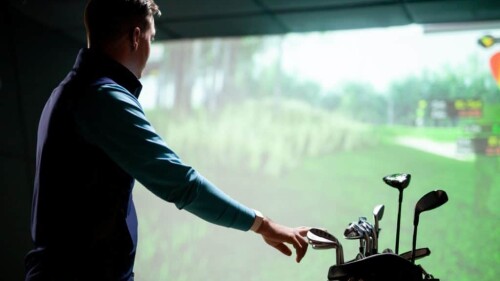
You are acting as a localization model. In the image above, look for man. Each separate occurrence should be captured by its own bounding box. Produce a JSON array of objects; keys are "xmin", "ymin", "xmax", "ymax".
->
[{"xmin": 25, "ymin": 0, "xmax": 309, "ymax": 280}]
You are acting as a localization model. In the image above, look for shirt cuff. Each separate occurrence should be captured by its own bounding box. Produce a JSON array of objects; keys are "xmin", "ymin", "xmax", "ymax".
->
[{"xmin": 250, "ymin": 209, "xmax": 264, "ymax": 232}]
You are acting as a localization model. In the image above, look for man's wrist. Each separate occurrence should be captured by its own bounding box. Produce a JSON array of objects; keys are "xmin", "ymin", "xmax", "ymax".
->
[{"xmin": 250, "ymin": 209, "xmax": 264, "ymax": 232}]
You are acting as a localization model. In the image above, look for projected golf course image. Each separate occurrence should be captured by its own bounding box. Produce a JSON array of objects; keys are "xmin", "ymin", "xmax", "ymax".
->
[{"xmin": 131, "ymin": 27, "xmax": 499, "ymax": 281}]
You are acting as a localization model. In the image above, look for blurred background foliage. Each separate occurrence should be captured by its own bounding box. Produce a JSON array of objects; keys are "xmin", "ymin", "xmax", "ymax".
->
[{"xmin": 134, "ymin": 31, "xmax": 500, "ymax": 281}]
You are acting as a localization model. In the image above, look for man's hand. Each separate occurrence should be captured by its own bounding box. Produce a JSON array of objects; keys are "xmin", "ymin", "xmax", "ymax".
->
[{"xmin": 255, "ymin": 217, "xmax": 310, "ymax": 263}]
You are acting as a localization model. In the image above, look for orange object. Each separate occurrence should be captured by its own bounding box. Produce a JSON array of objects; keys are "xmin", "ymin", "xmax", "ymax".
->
[{"xmin": 489, "ymin": 52, "xmax": 500, "ymax": 87}]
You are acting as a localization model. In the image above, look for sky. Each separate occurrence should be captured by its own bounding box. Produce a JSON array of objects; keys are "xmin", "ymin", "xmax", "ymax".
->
[{"xmin": 276, "ymin": 25, "xmax": 499, "ymax": 92}]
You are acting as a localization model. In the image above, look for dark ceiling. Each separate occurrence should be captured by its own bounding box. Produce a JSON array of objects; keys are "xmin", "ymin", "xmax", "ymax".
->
[{"xmin": 7, "ymin": 0, "xmax": 500, "ymax": 44}]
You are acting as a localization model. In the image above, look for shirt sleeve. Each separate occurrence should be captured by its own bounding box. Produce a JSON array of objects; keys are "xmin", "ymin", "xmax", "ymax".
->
[{"xmin": 74, "ymin": 83, "xmax": 256, "ymax": 231}]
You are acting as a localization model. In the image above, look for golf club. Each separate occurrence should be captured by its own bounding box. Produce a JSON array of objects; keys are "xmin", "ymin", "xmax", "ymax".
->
[
  {"xmin": 383, "ymin": 173, "xmax": 411, "ymax": 254},
  {"xmin": 344, "ymin": 222, "xmax": 366, "ymax": 259},
  {"xmin": 359, "ymin": 219, "xmax": 375, "ymax": 256},
  {"xmin": 411, "ymin": 190, "xmax": 448, "ymax": 263},
  {"xmin": 356, "ymin": 218, "xmax": 372, "ymax": 256},
  {"xmin": 372, "ymin": 204, "xmax": 384, "ymax": 254},
  {"xmin": 307, "ymin": 228, "xmax": 345, "ymax": 265}
]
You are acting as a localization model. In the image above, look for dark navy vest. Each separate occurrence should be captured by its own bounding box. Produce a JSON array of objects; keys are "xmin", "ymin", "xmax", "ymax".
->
[{"xmin": 26, "ymin": 49, "xmax": 141, "ymax": 281}]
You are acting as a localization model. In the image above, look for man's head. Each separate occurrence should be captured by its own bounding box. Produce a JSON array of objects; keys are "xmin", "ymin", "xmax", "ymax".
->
[{"xmin": 84, "ymin": 0, "xmax": 161, "ymax": 78}]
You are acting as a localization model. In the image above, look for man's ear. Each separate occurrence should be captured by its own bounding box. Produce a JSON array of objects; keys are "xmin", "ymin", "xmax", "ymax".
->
[{"xmin": 131, "ymin": 27, "xmax": 141, "ymax": 51}]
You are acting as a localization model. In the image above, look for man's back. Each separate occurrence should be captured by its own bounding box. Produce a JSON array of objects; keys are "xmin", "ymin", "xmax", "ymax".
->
[{"xmin": 25, "ymin": 49, "xmax": 141, "ymax": 281}]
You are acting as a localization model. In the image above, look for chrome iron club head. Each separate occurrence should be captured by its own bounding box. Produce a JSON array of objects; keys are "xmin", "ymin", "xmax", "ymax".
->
[
  {"xmin": 372, "ymin": 204, "xmax": 385, "ymax": 254},
  {"xmin": 344, "ymin": 222, "xmax": 366, "ymax": 259},
  {"xmin": 307, "ymin": 228, "xmax": 345, "ymax": 265},
  {"xmin": 358, "ymin": 217, "xmax": 374, "ymax": 256}
]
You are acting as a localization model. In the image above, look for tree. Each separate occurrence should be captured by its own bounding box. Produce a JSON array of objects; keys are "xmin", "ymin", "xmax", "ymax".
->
[
  {"xmin": 337, "ymin": 82, "xmax": 387, "ymax": 124},
  {"xmin": 387, "ymin": 54, "xmax": 500, "ymax": 126}
]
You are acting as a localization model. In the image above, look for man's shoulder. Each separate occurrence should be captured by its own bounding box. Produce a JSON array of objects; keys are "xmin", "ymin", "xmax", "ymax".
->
[
  {"xmin": 80, "ymin": 77, "xmax": 141, "ymax": 111},
  {"xmin": 90, "ymin": 77, "xmax": 117, "ymax": 88},
  {"xmin": 89, "ymin": 77, "xmax": 133, "ymax": 97}
]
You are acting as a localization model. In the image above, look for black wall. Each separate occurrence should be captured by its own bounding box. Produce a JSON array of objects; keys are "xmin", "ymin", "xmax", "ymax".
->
[{"xmin": 0, "ymin": 3, "xmax": 83, "ymax": 280}]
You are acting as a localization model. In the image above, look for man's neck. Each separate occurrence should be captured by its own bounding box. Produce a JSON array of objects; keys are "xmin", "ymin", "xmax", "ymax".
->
[{"xmin": 89, "ymin": 40, "xmax": 139, "ymax": 78}]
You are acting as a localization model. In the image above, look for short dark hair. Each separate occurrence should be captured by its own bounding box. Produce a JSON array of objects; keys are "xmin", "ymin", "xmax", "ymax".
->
[{"xmin": 84, "ymin": 0, "xmax": 161, "ymax": 46}]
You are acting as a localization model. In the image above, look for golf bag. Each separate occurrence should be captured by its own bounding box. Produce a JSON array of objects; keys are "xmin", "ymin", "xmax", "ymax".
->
[{"xmin": 327, "ymin": 253, "xmax": 437, "ymax": 281}]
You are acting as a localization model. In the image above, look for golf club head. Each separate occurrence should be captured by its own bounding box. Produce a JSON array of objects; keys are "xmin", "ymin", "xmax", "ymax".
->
[
  {"xmin": 359, "ymin": 219, "xmax": 374, "ymax": 237},
  {"xmin": 373, "ymin": 204, "xmax": 385, "ymax": 250},
  {"xmin": 414, "ymin": 190, "xmax": 448, "ymax": 226},
  {"xmin": 354, "ymin": 220, "xmax": 372, "ymax": 256},
  {"xmin": 373, "ymin": 204, "xmax": 385, "ymax": 223},
  {"xmin": 383, "ymin": 173, "xmax": 411, "ymax": 191},
  {"xmin": 359, "ymin": 220, "xmax": 375, "ymax": 256},
  {"xmin": 307, "ymin": 228, "xmax": 344, "ymax": 265},
  {"xmin": 372, "ymin": 204, "xmax": 384, "ymax": 254},
  {"xmin": 344, "ymin": 223, "xmax": 364, "ymax": 239},
  {"xmin": 359, "ymin": 217, "xmax": 373, "ymax": 228},
  {"xmin": 344, "ymin": 222, "xmax": 367, "ymax": 258},
  {"xmin": 308, "ymin": 228, "xmax": 337, "ymax": 247}
]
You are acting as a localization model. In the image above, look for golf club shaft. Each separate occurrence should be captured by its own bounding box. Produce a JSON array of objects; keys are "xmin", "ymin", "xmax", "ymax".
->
[
  {"xmin": 396, "ymin": 191, "xmax": 403, "ymax": 254},
  {"xmin": 411, "ymin": 224, "xmax": 418, "ymax": 263}
]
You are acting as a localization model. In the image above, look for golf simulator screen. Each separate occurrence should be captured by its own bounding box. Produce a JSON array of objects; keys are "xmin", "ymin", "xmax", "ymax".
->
[{"xmin": 132, "ymin": 25, "xmax": 500, "ymax": 281}]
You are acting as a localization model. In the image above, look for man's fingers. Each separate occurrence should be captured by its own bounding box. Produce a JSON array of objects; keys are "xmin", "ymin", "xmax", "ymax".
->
[
  {"xmin": 260, "ymin": 223, "xmax": 311, "ymax": 263},
  {"xmin": 292, "ymin": 233, "xmax": 309, "ymax": 263},
  {"xmin": 297, "ymin": 226, "xmax": 310, "ymax": 236},
  {"xmin": 272, "ymin": 242, "xmax": 292, "ymax": 256}
]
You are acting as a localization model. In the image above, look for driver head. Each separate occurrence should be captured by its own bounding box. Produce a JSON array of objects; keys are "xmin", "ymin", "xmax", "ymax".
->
[{"xmin": 383, "ymin": 173, "xmax": 411, "ymax": 191}]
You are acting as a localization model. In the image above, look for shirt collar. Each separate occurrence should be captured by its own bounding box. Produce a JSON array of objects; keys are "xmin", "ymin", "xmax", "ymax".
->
[{"xmin": 73, "ymin": 48, "xmax": 143, "ymax": 98}]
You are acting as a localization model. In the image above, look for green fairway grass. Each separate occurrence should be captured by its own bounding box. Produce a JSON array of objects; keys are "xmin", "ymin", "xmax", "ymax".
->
[{"xmin": 133, "ymin": 138, "xmax": 499, "ymax": 281}]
